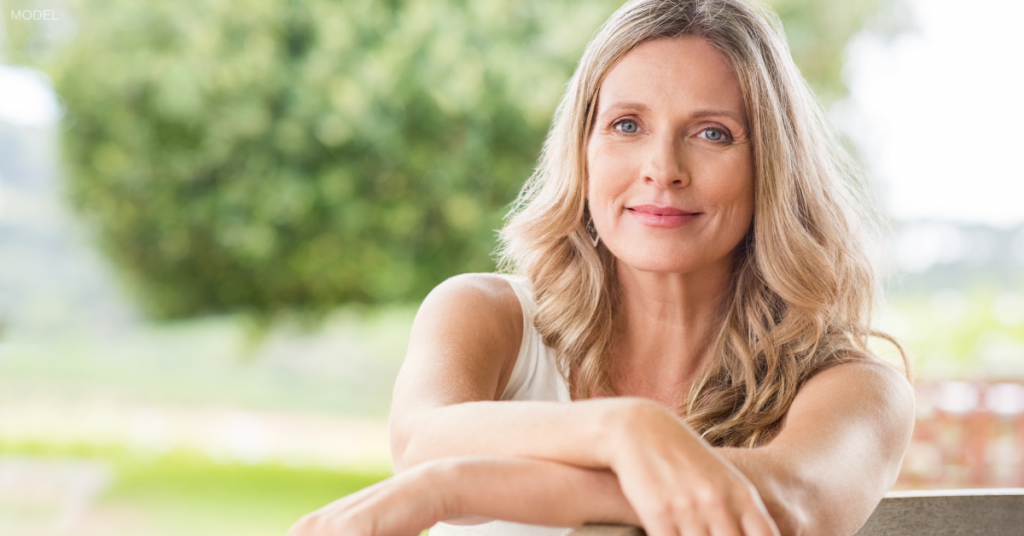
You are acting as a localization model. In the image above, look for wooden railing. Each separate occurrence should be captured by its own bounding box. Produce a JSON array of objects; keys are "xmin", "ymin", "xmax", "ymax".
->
[{"xmin": 568, "ymin": 489, "xmax": 1024, "ymax": 536}]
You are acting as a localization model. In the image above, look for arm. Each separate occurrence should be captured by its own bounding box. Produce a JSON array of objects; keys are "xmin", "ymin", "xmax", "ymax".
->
[
  {"xmin": 290, "ymin": 457, "xmax": 637, "ymax": 536},
  {"xmin": 720, "ymin": 360, "xmax": 916, "ymax": 535},
  {"xmin": 385, "ymin": 364, "xmax": 912, "ymax": 536},
  {"xmin": 389, "ymin": 274, "xmax": 913, "ymax": 535},
  {"xmin": 389, "ymin": 273, "xmax": 629, "ymax": 472},
  {"xmin": 597, "ymin": 359, "xmax": 913, "ymax": 536},
  {"xmin": 389, "ymin": 275, "xmax": 774, "ymax": 535},
  {"xmin": 436, "ymin": 458, "xmax": 636, "ymax": 527}
]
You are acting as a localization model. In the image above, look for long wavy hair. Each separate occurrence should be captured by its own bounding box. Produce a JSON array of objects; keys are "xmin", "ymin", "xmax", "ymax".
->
[{"xmin": 498, "ymin": 0, "xmax": 908, "ymax": 448}]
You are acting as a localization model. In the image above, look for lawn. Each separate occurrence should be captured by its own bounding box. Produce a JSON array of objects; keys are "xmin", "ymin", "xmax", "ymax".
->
[{"xmin": 1, "ymin": 442, "xmax": 390, "ymax": 536}]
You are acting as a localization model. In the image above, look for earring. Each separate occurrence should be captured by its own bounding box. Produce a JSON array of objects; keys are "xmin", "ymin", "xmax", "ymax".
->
[{"xmin": 585, "ymin": 216, "xmax": 600, "ymax": 248}]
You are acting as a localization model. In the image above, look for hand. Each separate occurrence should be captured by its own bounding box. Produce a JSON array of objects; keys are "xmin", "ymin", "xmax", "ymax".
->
[
  {"xmin": 608, "ymin": 400, "xmax": 781, "ymax": 536},
  {"xmin": 288, "ymin": 461, "xmax": 452, "ymax": 536}
]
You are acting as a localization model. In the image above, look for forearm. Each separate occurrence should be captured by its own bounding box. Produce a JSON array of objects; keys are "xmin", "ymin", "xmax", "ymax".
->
[
  {"xmin": 719, "ymin": 441, "xmax": 902, "ymax": 536},
  {"xmin": 433, "ymin": 456, "xmax": 639, "ymax": 528},
  {"xmin": 718, "ymin": 448, "xmax": 807, "ymax": 536},
  {"xmin": 715, "ymin": 362, "xmax": 916, "ymax": 536},
  {"xmin": 392, "ymin": 398, "xmax": 638, "ymax": 472},
  {"xmin": 719, "ymin": 442, "xmax": 887, "ymax": 536}
]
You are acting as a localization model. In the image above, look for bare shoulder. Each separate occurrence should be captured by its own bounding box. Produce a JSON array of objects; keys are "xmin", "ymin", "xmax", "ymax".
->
[
  {"xmin": 419, "ymin": 273, "xmax": 523, "ymax": 323},
  {"xmin": 806, "ymin": 358, "xmax": 914, "ymax": 406},
  {"xmin": 415, "ymin": 273, "xmax": 524, "ymax": 349},
  {"xmin": 397, "ymin": 273, "xmax": 525, "ymax": 403},
  {"xmin": 787, "ymin": 356, "xmax": 915, "ymax": 434}
]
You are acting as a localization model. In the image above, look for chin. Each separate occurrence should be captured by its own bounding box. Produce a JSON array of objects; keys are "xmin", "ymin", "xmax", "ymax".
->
[{"xmin": 612, "ymin": 244, "xmax": 711, "ymax": 274}]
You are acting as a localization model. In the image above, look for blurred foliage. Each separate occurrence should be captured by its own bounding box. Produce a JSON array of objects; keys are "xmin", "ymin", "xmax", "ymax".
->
[
  {"xmin": 1, "ymin": 0, "xmax": 896, "ymax": 320},
  {"xmin": 0, "ymin": 306, "xmax": 415, "ymax": 416},
  {"xmin": 882, "ymin": 288, "xmax": 1024, "ymax": 380}
]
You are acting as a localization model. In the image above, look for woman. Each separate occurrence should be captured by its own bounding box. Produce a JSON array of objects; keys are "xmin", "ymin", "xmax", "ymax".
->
[{"xmin": 291, "ymin": 0, "xmax": 914, "ymax": 534}]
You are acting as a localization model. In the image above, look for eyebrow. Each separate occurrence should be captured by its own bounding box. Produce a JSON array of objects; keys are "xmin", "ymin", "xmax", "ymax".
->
[
  {"xmin": 600, "ymin": 101, "xmax": 746, "ymax": 125},
  {"xmin": 690, "ymin": 108, "xmax": 746, "ymax": 125},
  {"xmin": 601, "ymin": 101, "xmax": 650, "ymax": 114}
]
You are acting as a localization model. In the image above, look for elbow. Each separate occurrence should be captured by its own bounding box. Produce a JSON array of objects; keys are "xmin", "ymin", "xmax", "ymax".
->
[
  {"xmin": 761, "ymin": 486, "xmax": 812, "ymax": 536},
  {"xmin": 391, "ymin": 449, "xmax": 412, "ymax": 474},
  {"xmin": 391, "ymin": 435, "xmax": 430, "ymax": 474},
  {"xmin": 747, "ymin": 458, "xmax": 816, "ymax": 536},
  {"xmin": 389, "ymin": 408, "xmax": 444, "ymax": 473},
  {"xmin": 389, "ymin": 417, "xmax": 418, "ymax": 474},
  {"xmin": 776, "ymin": 503, "xmax": 813, "ymax": 536},
  {"xmin": 765, "ymin": 473, "xmax": 874, "ymax": 536}
]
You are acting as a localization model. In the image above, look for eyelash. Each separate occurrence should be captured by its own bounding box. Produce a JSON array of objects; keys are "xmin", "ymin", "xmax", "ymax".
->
[
  {"xmin": 611, "ymin": 118, "xmax": 640, "ymax": 135},
  {"xmin": 697, "ymin": 127, "xmax": 733, "ymax": 144},
  {"xmin": 609, "ymin": 118, "xmax": 733, "ymax": 144}
]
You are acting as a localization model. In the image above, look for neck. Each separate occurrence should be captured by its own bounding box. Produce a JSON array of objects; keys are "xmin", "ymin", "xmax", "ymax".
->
[{"xmin": 608, "ymin": 255, "xmax": 735, "ymax": 404}]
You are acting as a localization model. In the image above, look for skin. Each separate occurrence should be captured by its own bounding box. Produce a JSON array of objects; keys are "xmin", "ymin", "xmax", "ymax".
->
[{"xmin": 290, "ymin": 36, "xmax": 915, "ymax": 536}]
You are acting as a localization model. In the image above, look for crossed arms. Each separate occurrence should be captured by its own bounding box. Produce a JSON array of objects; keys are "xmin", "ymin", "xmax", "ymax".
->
[{"xmin": 290, "ymin": 274, "xmax": 915, "ymax": 536}]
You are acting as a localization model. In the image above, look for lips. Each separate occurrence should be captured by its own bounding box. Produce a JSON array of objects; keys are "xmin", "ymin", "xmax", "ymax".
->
[
  {"xmin": 626, "ymin": 204, "xmax": 701, "ymax": 228},
  {"xmin": 628, "ymin": 205, "xmax": 698, "ymax": 216}
]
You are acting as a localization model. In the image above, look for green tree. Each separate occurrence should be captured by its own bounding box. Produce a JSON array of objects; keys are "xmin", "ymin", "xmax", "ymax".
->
[{"xmin": 1, "ymin": 0, "xmax": 896, "ymax": 320}]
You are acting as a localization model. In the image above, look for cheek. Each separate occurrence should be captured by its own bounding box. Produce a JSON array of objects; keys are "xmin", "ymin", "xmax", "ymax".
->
[
  {"xmin": 712, "ymin": 154, "xmax": 754, "ymax": 213},
  {"xmin": 724, "ymin": 176, "xmax": 754, "ymax": 223},
  {"xmin": 585, "ymin": 142, "xmax": 635, "ymax": 208},
  {"xmin": 697, "ymin": 154, "xmax": 754, "ymax": 245}
]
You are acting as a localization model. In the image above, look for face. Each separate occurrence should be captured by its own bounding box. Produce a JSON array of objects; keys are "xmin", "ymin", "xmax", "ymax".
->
[{"xmin": 586, "ymin": 36, "xmax": 754, "ymax": 276}]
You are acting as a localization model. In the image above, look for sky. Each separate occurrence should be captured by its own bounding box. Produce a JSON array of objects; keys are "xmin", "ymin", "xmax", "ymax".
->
[
  {"xmin": 841, "ymin": 0, "xmax": 1024, "ymax": 227},
  {"xmin": 0, "ymin": 65, "xmax": 60, "ymax": 128},
  {"xmin": 1, "ymin": 0, "xmax": 1023, "ymax": 227}
]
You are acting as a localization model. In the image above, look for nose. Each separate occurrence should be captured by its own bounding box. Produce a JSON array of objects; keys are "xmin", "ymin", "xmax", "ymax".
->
[{"xmin": 640, "ymin": 132, "xmax": 689, "ymax": 188}]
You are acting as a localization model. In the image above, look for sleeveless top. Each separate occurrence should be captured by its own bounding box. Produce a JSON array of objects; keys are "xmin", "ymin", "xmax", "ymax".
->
[{"xmin": 429, "ymin": 274, "xmax": 573, "ymax": 536}]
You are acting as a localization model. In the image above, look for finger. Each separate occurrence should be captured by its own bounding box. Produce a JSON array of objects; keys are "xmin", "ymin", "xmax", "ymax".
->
[
  {"xmin": 289, "ymin": 510, "xmax": 336, "ymax": 536},
  {"xmin": 635, "ymin": 503, "xmax": 680, "ymax": 536},
  {"xmin": 317, "ymin": 481, "xmax": 380, "ymax": 512},
  {"xmin": 294, "ymin": 478, "xmax": 415, "ymax": 536},
  {"xmin": 319, "ymin": 474, "xmax": 416, "ymax": 515},
  {"xmin": 740, "ymin": 510, "xmax": 780, "ymax": 536},
  {"xmin": 638, "ymin": 511, "xmax": 680, "ymax": 536},
  {"xmin": 678, "ymin": 518, "xmax": 709, "ymax": 536},
  {"xmin": 674, "ymin": 502, "xmax": 707, "ymax": 536},
  {"xmin": 287, "ymin": 515, "xmax": 312, "ymax": 536},
  {"xmin": 704, "ymin": 506, "xmax": 743, "ymax": 536}
]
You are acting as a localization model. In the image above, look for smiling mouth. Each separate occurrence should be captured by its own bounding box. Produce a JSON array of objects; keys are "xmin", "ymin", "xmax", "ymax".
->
[
  {"xmin": 627, "ymin": 205, "xmax": 699, "ymax": 216},
  {"xmin": 626, "ymin": 205, "xmax": 701, "ymax": 228}
]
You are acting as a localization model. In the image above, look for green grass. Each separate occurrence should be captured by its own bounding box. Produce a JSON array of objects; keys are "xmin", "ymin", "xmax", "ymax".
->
[{"xmin": 1, "ymin": 442, "xmax": 390, "ymax": 536}]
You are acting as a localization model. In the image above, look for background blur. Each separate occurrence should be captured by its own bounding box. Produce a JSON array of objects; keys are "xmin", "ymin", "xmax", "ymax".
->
[{"xmin": 0, "ymin": 0, "xmax": 1022, "ymax": 534}]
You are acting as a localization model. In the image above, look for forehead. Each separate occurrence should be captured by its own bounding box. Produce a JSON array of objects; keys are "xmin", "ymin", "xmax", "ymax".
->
[{"xmin": 597, "ymin": 36, "xmax": 746, "ymax": 119}]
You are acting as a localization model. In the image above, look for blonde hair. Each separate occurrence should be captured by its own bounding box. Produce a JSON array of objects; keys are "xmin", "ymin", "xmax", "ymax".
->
[{"xmin": 498, "ymin": 0, "xmax": 906, "ymax": 447}]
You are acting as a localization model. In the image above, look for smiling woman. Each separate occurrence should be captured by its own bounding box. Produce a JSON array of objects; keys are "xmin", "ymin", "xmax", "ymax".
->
[{"xmin": 289, "ymin": 1, "xmax": 915, "ymax": 535}]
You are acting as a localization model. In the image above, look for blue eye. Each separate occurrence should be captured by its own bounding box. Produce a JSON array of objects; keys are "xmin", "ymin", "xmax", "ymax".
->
[
  {"xmin": 615, "ymin": 119, "xmax": 639, "ymax": 134},
  {"xmin": 700, "ymin": 128, "xmax": 728, "ymax": 142}
]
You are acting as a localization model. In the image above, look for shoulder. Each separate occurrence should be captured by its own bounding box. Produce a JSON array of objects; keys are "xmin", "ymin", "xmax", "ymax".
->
[
  {"xmin": 418, "ymin": 273, "xmax": 524, "ymax": 328},
  {"xmin": 810, "ymin": 356, "xmax": 913, "ymax": 403},
  {"xmin": 410, "ymin": 273, "xmax": 526, "ymax": 374},
  {"xmin": 789, "ymin": 356, "xmax": 915, "ymax": 435},
  {"xmin": 392, "ymin": 273, "xmax": 528, "ymax": 406}
]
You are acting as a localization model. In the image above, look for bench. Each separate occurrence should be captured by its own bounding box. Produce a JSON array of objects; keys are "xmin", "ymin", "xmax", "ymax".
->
[{"xmin": 567, "ymin": 489, "xmax": 1024, "ymax": 536}]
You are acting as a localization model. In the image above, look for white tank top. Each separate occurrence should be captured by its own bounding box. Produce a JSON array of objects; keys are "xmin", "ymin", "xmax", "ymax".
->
[{"xmin": 429, "ymin": 274, "xmax": 573, "ymax": 536}]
